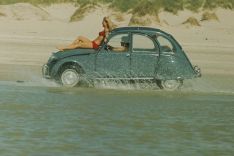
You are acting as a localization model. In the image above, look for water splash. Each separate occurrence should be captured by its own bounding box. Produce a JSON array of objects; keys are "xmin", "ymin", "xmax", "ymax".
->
[
  {"xmin": 181, "ymin": 75, "xmax": 234, "ymax": 95},
  {"xmin": 2, "ymin": 66, "xmax": 233, "ymax": 96},
  {"xmin": 92, "ymin": 79, "xmax": 157, "ymax": 91},
  {"xmin": 91, "ymin": 75, "xmax": 234, "ymax": 95}
]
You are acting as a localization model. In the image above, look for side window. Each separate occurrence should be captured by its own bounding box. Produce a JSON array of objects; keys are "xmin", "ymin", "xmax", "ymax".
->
[
  {"xmin": 107, "ymin": 34, "xmax": 130, "ymax": 52},
  {"xmin": 132, "ymin": 34, "xmax": 158, "ymax": 52},
  {"xmin": 157, "ymin": 35, "xmax": 174, "ymax": 53}
]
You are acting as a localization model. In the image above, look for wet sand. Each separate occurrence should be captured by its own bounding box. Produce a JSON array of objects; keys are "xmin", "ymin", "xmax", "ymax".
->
[{"xmin": 0, "ymin": 4, "xmax": 234, "ymax": 155}]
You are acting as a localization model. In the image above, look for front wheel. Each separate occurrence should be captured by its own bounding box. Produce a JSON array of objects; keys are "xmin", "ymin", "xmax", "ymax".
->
[
  {"xmin": 60, "ymin": 68, "xmax": 80, "ymax": 87},
  {"xmin": 157, "ymin": 79, "xmax": 183, "ymax": 90}
]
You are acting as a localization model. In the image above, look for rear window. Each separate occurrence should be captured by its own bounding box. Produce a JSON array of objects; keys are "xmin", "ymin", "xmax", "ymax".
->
[
  {"xmin": 157, "ymin": 35, "xmax": 175, "ymax": 53},
  {"xmin": 132, "ymin": 34, "xmax": 159, "ymax": 53}
]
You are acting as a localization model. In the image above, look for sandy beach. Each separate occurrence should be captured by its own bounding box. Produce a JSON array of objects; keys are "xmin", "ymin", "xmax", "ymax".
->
[
  {"xmin": 0, "ymin": 3, "xmax": 234, "ymax": 82},
  {"xmin": 1, "ymin": 3, "xmax": 234, "ymax": 156}
]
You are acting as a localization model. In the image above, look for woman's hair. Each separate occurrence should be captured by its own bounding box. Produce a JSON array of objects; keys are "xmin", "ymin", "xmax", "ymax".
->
[{"xmin": 104, "ymin": 16, "xmax": 117, "ymax": 31}]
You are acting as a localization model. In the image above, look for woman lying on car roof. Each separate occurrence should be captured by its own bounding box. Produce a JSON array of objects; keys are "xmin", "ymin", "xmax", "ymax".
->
[{"xmin": 57, "ymin": 16, "xmax": 116, "ymax": 51}]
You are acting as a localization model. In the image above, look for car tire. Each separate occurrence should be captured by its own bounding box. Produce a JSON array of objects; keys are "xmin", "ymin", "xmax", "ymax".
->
[
  {"xmin": 157, "ymin": 79, "xmax": 183, "ymax": 91},
  {"xmin": 60, "ymin": 68, "xmax": 80, "ymax": 87}
]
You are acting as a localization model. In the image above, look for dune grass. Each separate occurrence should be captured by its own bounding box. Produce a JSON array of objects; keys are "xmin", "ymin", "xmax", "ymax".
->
[
  {"xmin": 201, "ymin": 12, "xmax": 219, "ymax": 21},
  {"xmin": 0, "ymin": 0, "xmax": 71, "ymax": 5},
  {"xmin": 1, "ymin": 0, "xmax": 234, "ymax": 11},
  {"xmin": 182, "ymin": 17, "xmax": 201, "ymax": 26},
  {"xmin": 1, "ymin": 0, "xmax": 234, "ymax": 23},
  {"xmin": 70, "ymin": 3, "xmax": 96, "ymax": 22},
  {"xmin": 204, "ymin": 0, "xmax": 234, "ymax": 9},
  {"xmin": 71, "ymin": 0, "xmax": 234, "ymax": 22},
  {"xmin": 0, "ymin": 12, "xmax": 6, "ymax": 16},
  {"xmin": 74, "ymin": 0, "xmax": 234, "ymax": 13}
]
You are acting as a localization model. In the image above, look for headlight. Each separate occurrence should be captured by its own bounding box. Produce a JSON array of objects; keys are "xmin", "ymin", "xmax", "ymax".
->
[
  {"xmin": 194, "ymin": 65, "xmax": 201, "ymax": 77},
  {"xmin": 48, "ymin": 54, "xmax": 58, "ymax": 63}
]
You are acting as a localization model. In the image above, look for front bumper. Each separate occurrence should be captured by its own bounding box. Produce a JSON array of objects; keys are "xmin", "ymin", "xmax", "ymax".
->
[
  {"xmin": 42, "ymin": 64, "xmax": 51, "ymax": 79},
  {"xmin": 194, "ymin": 65, "xmax": 201, "ymax": 77}
]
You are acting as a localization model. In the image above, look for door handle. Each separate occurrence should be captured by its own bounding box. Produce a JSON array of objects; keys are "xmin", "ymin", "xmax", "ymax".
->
[{"xmin": 126, "ymin": 53, "xmax": 130, "ymax": 57}]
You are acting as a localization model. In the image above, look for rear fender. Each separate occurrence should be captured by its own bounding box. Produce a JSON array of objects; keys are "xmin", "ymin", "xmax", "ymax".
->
[{"xmin": 156, "ymin": 54, "xmax": 196, "ymax": 80}]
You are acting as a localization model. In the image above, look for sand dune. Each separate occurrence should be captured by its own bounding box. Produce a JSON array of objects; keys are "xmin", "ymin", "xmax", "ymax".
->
[
  {"xmin": 0, "ymin": 3, "xmax": 233, "ymax": 81},
  {"xmin": 0, "ymin": 3, "xmax": 52, "ymax": 20}
]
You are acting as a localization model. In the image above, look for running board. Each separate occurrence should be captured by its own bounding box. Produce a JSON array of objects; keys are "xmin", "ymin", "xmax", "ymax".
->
[{"xmin": 94, "ymin": 77, "xmax": 155, "ymax": 80}]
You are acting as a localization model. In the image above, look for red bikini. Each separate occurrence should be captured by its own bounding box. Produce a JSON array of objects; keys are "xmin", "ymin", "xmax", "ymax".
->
[
  {"xmin": 99, "ymin": 30, "xmax": 105, "ymax": 37},
  {"xmin": 92, "ymin": 30, "xmax": 105, "ymax": 49},
  {"xmin": 92, "ymin": 41, "xmax": 99, "ymax": 49}
]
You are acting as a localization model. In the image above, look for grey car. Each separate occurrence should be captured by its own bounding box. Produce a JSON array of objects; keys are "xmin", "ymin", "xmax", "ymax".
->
[{"xmin": 42, "ymin": 27, "xmax": 201, "ymax": 90}]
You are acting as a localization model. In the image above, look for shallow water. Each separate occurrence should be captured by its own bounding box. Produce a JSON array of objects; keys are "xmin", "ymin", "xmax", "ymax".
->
[{"xmin": 0, "ymin": 75, "xmax": 234, "ymax": 156}]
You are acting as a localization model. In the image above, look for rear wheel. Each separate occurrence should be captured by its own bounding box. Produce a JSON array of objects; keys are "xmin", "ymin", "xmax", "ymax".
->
[
  {"xmin": 60, "ymin": 68, "xmax": 80, "ymax": 87},
  {"xmin": 157, "ymin": 79, "xmax": 183, "ymax": 90}
]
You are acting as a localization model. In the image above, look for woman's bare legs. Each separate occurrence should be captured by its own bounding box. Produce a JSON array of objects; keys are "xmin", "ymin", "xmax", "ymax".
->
[
  {"xmin": 57, "ymin": 36, "xmax": 93, "ymax": 51},
  {"xmin": 73, "ymin": 36, "xmax": 92, "ymax": 43},
  {"xmin": 57, "ymin": 43, "xmax": 78, "ymax": 51}
]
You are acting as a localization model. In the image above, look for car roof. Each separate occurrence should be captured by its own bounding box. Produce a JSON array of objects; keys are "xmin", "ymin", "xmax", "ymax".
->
[{"xmin": 111, "ymin": 27, "xmax": 170, "ymax": 36}]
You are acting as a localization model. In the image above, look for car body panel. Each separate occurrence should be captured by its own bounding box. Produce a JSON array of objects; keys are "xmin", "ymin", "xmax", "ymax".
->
[
  {"xmin": 95, "ymin": 48, "xmax": 131, "ymax": 78},
  {"xmin": 130, "ymin": 51, "xmax": 159, "ymax": 78}
]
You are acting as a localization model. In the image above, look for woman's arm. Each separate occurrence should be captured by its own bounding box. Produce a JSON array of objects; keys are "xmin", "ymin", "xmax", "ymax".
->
[{"xmin": 104, "ymin": 28, "xmax": 109, "ymax": 43}]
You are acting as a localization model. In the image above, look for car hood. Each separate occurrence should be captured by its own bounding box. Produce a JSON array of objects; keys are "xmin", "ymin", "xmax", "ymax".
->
[{"xmin": 53, "ymin": 49, "xmax": 97, "ymax": 59}]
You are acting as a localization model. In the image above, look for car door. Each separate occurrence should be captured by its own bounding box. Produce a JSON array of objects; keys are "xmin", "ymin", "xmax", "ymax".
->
[
  {"xmin": 95, "ymin": 33, "xmax": 131, "ymax": 78},
  {"xmin": 130, "ymin": 33, "xmax": 159, "ymax": 78}
]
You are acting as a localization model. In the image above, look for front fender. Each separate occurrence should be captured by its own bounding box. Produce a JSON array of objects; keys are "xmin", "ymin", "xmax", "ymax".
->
[
  {"xmin": 50, "ymin": 60, "xmax": 84, "ymax": 79},
  {"xmin": 50, "ymin": 55, "xmax": 95, "ymax": 79}
]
